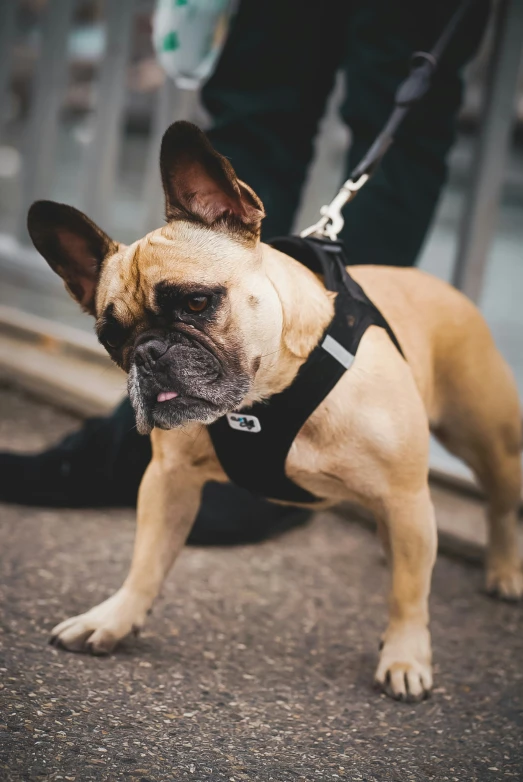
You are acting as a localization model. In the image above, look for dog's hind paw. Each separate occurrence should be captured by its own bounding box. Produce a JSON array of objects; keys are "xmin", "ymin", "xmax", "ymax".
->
[{"xmin": 486, "ymin": 567, "xmax": 523, "ymax": 602}]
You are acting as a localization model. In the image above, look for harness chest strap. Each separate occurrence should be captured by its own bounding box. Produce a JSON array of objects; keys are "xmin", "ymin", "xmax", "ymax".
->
[{"xmin": 207, "ymin": 236, "xmax": 404, "ymax": 504}]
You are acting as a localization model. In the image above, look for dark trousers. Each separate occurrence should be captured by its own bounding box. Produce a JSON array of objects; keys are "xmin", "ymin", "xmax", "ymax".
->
[
  {"xmin": 72, "ymin": 0, "xmax": 490, "ymax": 506},
  {"xmin": 203, "ymin": 0, "xmax": 489, "ymax": 263}
]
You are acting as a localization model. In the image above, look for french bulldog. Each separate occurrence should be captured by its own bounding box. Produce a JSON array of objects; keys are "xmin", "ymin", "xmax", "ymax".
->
[{"xmin": 27, "ymin": 121, "xmax": 522, "ymax": 702}]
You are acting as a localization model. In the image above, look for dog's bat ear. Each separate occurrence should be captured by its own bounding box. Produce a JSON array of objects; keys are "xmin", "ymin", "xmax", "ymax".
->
[
  {"xmin": 160, "ymin": 121, "xmax": 265, "ymax": 240},
  {"xmin": 27, "ymin": 201, "xmax": 118, "ymax": 315}
]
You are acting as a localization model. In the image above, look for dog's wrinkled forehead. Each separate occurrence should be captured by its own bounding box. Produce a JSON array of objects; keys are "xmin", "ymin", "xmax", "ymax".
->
[{"xmin": 97, "ymin": 220, "xmax": 258, "ymax": 322}]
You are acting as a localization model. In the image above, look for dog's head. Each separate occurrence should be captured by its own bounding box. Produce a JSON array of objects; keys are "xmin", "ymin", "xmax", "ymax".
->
[{"xmin": 27, "ymin": 122, "xmax": 294, "ymax": 434}]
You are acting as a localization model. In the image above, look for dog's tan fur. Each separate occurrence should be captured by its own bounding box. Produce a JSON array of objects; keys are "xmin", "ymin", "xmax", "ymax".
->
[{"xmin": 28, "ymin": 123, "xmax": 522, "ymax": 702}]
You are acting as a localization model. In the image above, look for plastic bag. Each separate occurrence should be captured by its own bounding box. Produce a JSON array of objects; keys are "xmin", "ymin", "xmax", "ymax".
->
[{"xmin": 152, "ymin": 0, "xmax": 235, "ymax": 89}]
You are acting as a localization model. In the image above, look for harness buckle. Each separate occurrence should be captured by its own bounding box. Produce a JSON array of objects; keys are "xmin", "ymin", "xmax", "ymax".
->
[{"xmin": 300, "ymin": 173, "xmax": 369, "ymax": 241}]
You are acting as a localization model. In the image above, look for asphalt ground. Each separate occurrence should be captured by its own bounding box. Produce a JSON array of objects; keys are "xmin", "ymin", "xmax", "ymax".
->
[{"xmin": 0, "ymin": 382, "xmax": 522, "ymax": 782}]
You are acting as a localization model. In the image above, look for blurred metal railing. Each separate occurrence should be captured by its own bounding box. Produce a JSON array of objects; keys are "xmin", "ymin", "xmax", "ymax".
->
[
  {"xmin": 0, "ymin": 0, "xmax": 521, "ymax": 292},
  {"xmin": 0, "ymin": 0, "xmax": 199, "ymax": 246},
  {"xmin": 15, "ymin": 0, "xmax": 75, "ymax": 239},
  {"xmin": 0, "ymin": 1, "xmax": 17, "ymax": 133},
  {"xmin": 81, "ymin": 0, "xmax": 136, "ymax": 227},
  {"xmin": 452, "ymin": 0, "xmax": 523, "ymax": 301}
]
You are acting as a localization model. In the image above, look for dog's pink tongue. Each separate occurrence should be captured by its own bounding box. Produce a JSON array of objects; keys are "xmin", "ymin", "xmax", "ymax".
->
[{"xmin": 157, "ymin": 391, "xmax": 178, "ymax": 403}]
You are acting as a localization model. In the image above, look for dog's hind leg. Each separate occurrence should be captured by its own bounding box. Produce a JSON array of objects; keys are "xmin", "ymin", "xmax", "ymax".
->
[
  {"xmin": 440, "ymin": 425, "xmax": 522, "ymax": 600},
  {"xmin": 484, "ymin": 472, "xmax": 523, "ymax": 601},
  {"xmin": 433, "ymin": 343, "xmax": 522, "ymax": 601}
]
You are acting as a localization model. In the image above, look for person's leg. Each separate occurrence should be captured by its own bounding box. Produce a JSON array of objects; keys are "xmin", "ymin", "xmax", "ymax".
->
[
  {"xmin": 0, "ymin": 395, "xmax": 309, "ymax": 543},
  {"xmin": 202, "ymin": 0, "xmax": 351, "ymax": 239},
  {"xmin": 338, "ymin": 0, "xmax": 490, "ymax": 266},
  {"xmin": 0, "ymin": 398, "xmax": 150, "ymax": 508}
]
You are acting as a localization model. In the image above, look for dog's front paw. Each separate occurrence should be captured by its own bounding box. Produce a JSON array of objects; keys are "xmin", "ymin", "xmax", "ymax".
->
[
  {"xmin": 374, "ymin": 624, "xmax": 432, "ymax": 703},
  {"xmin": 486, "ymin": 566, "xmax": 523, "ymax": 602},
  {"xmin": 50, "ymin": 589, "xmax": 147, "ymax": 655}
]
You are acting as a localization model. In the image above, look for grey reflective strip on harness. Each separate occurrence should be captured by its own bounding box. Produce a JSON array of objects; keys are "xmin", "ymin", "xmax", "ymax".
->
[{"xmin": 322, "ymin": 335, "xmax": 355, "ymax": 369}]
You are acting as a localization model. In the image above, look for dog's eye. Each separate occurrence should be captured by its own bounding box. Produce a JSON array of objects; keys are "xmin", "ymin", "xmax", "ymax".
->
[
  {"xmin": 105, "ymin": 337, "xmax": 120, "ymax": 349},
  {"xmin": 184, "ymin": 295, "xmax": 210, "ymax": 314},
  {"xmin": 99, "ymin": 323, "xmax": 125, "ymax": 351}
]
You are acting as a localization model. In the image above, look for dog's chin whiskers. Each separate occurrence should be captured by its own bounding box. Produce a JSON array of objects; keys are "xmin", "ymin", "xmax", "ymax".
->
[{"xmin": 128, "ymin": 365, "xmax": 153, "ymax": 434}]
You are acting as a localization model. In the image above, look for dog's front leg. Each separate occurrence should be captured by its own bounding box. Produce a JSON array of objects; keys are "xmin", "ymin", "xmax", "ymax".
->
[
  {"xmin": 374, "ymin": 486, "xmax": 437, "ymax": 702},
  {"xmin": 50, "ymin": 452, "xmax": 204, "ymax": 655}
]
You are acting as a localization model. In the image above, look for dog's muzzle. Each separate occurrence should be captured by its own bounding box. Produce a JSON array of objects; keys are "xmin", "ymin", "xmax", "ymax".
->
[{"xmin": 128, "ymin": 331, "xmax": 251, "ymax": 434}]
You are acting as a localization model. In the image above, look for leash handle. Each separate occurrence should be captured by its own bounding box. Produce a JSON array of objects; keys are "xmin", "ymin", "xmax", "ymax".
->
[{"xmin": 301, "ymin": 0, "xmax": 480, "ymax": 241}]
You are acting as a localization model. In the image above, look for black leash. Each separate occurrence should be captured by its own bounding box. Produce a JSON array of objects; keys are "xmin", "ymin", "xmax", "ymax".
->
[{"xmin": 302, "ymin": 0, "xmax": 481, "ymax": 241}]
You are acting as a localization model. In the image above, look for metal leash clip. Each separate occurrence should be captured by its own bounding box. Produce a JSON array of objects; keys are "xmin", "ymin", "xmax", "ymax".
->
[{"xmin": 300, "ymin": 173, "xmax": 369, "ymax": 241}]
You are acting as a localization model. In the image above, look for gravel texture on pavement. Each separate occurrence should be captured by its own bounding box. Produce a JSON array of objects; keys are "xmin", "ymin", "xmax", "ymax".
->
[{"xmin": 0, "ymin": 383, "xmax": 522, "ymax": 782}]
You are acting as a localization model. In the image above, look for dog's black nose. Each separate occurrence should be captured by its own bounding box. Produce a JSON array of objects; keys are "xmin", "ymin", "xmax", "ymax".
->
[{"xmin": 134, "ymin": 338, "xmax": 168, "ymax": 368}]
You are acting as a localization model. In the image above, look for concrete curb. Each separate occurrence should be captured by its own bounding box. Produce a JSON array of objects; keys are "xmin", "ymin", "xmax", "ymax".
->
[{"xmin": 0, "ymin": 305, "xmax": 124, "ymax": 417}]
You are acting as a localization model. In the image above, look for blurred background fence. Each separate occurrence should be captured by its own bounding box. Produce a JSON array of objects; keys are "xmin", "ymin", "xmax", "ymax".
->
[{"xmin": 0, "ymin": 0, "xmax": 522, "ymax": 481}]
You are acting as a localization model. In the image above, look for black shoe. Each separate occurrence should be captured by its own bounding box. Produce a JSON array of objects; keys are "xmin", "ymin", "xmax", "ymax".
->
[
  {"xmin": 0, "ymin": 399, "xmax": 311, "ymax": 543},
  {"xmin": 0, "ymin": 407, "xmax": 151, "ymax": 508}
]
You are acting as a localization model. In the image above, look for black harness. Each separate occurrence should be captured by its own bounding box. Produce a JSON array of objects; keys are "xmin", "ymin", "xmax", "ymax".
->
[{"xmin": 208, "ymin": 236, "xmax": 404, "ymax": 504}]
